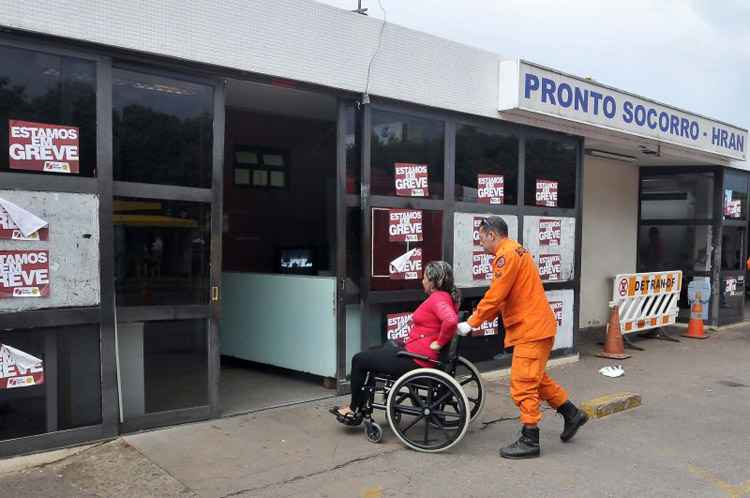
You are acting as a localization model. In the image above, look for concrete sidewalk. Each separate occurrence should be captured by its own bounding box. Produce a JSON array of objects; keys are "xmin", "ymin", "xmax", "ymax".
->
[{"xmin": 2, "ymin": 326, "xmax": 750, "ymax": 497}]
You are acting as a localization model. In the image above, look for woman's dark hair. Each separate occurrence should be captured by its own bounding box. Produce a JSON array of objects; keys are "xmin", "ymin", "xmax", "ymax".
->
[{"xmin": 424, "ymin": 260, "xmax": 461, "ymax": 307}]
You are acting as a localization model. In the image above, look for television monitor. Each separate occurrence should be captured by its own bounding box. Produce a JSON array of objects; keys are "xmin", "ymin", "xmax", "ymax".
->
[{"xmin": 278, "ymin": 247, "xmax": 316, "ymax": 275}]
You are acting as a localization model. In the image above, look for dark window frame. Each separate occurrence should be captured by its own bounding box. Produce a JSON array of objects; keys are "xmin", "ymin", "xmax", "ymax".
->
[
  {"xmin": 111, "ymin": 64, "xmax": 215, "ymax": 189},
  {"xmin": 0, "ymin": 34, "xmax": 115, "ymax": 457},
  {"xmin": 454, "ymin": 121, "xmax": 520, "ymax": 205},
  {"xmin": 638, "ymin": 165, "xmax": 750, "ymax": 328},
  {"xmin": 351, "ymin": 98, "xmax": 582, "ymax": 375},
  {"xmin": 0, "ymin": 39, "xmax": 100, "ymax": 187}
]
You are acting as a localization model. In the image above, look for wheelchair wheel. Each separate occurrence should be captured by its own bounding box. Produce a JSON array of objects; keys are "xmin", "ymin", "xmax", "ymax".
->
[
  {"xmin": 364, "ymin": 420, "xmax": 383, "ymax": 443},
  {"xmin": 452, "ymin": 356, "xmax": 486, "ymax": 422},
  {"xmin": 430, "ymin": 357, "xmax": 486, "ymax": 430},
  {"xmin": 386, "ymin": 369, "xmax": 470, "ymax": 453}
]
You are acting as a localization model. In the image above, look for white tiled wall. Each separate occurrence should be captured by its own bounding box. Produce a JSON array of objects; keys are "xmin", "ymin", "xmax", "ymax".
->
[{"xmin": 1, "ymin": 0, "xmax": 503, "ymax": 119}]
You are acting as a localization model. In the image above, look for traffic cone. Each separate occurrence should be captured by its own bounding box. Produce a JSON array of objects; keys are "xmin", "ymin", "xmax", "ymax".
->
[
  {"xmin": 597, "ymin": 303, "xmax": 631, "ymax": 359},
  {"xmin": 682, "ymin": 300, "xmax": 709, "ymax": 339}
]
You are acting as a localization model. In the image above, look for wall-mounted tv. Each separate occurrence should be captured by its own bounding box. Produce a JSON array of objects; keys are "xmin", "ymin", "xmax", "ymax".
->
[{"xmin": 277, "ymin": 247, "xmax": 316, "ymax": 275}]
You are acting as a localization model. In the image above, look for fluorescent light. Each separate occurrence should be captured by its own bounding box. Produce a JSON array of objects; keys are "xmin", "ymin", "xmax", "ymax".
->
[{"xmin": 585, "ymin": 149, "xmax": 637, "ymax": 163}]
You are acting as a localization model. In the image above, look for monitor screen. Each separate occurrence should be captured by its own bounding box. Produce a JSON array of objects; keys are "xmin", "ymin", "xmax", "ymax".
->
[{"xmin": 279, "ymin": 247, "xmax": 315, "ymax": 274}]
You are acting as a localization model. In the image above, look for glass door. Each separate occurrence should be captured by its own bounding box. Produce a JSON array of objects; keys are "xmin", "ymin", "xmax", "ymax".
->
[
  {"xmin": 111, "ymin": 65, "xmax": 224, "ymax": 431},
  {"xmin": 719, "ymin": 226, "xmax": 746, "ymax": 325},
  {"xmin": 719, "ymin": 170, "xmax": 749, "ymax": 326}
]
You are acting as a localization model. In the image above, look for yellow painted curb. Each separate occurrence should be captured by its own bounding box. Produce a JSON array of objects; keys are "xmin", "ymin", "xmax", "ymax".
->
[{"xmin": 581, "ymin": 392, "xmax": 641, "ymax": 419}]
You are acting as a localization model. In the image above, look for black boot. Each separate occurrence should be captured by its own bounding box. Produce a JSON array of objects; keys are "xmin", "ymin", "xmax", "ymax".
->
[
  {"xmin": 557, "ymin": 400, "xmax": 588, "ymax": 442},
  {"xmin": 500, "ymin": 426, "xmax": 540, "ymax": 459}
]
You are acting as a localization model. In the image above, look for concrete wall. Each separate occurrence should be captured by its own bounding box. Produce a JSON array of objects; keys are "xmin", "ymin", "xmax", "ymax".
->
[
  {"xmin": 523, "ymin": 216, "xmax": 576, "ymax": 283},
  {"xmin": 452, "ymin": 212, "xmax": 518, "ymax": 288},
  {"xmin": 579, "ymin": 157, "xmax": 639, "ymax": 329},
  {"xmin": 0, "ymin": 0, "xmax": 502, "ymax": 121},
  {"xmin": 0, "ymin": 190, "xmax": 100, "ymax": 312}
]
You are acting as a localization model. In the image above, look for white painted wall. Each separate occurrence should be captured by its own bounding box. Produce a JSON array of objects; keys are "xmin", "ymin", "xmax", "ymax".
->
[{"xmin": 579, "ymin": 156, "xmax": 639, "ymax": 329}]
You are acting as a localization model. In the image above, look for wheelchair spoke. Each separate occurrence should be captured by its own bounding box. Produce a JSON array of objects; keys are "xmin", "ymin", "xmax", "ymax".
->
[
  {"xmin": 401, "ymin": 414, "xmax": 425, "ymax": 434},
  {"xmin": 431, "ymin": 409, "xmax": 461, "ymax": 420},
  {"xmin": 459, "ymin": 377, "xmax": 475, "ymax": 387},
  {"xmin": 429, "ymin": 415, "xmax": 452, "ymax": 440},
  {"xmin": 429, "ymin": 389, "xmax": 454, "ymax": 410},
  {"xmin": 423, "ymin": 386, "xmax": 435, "ymax": 444},
  {"xmin": 408, "ymin": 385, "xmax": 426, "ymax": 409},
  {"xmin": 393, "ymin": 405, "xmax": 422, "ymax": 417}
]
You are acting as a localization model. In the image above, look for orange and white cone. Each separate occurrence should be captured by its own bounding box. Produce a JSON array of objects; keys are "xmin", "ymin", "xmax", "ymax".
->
[
  {"xmin": 597, "ymin": 303, "xmax": 631, "ymax": 359},
  {"xmin": 682, "ymin": 300, "xmax": 709, "ymax": 339}
]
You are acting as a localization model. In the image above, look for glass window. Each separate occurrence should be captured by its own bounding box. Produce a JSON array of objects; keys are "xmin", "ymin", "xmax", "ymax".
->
[
  {"xmin": 370, "ymin": 209, "xmax": 442, "ymax": 291},
  {"xmin": 0, "ymin": 325, "xmax": 101, "ymax": 441},
  {"xmin": 723, "ymin": 171, "xmax": 748, "ymax": 221},
  {"xmin": 725, "ymin": 170, "xmax": 748, "ymax": 193},
  {"xmin": 345, "ymin": 104, "xmax": 361, "ymax": 194},
  {"xmin": 0, "ymin": 45, "xmax": 97, "ymax": 176},
  {"xmin": 455, "ymin": 124, "xmax": 518, "ymax": 204},
  {"xmin": 525, "ymin": 136, "xmax": 577, "ymax": 208},
  {"xmin": 721, "ymin": 227, "xmax": 745, "ymax": 271},
  {"xmin": 114, "ymin": 198, "xmax": 211, "ymax": 306},
  {"xmin": 718, "ymin": 274, "xmax": 744, "ymax": 326},
  {"xmin": 371, "ymin": 110, "xmax": 444, "ymax": 198},
  {"xmin": 113, "ymin": 69, "xmax": 213, "ymax": 187},
  {"xmin": 723, "ymin": 190, "xmax": 747, "ymax": 221},
  {"xmin": 638, "ymin": 225, "xmax": 713, "ymax": 273},
  {"xmin": 641, "ymin": 173, "xmax": 715, "ymax": 221},
  {"xmin": 117, "ymin": 320, "xmax": 208, "ymax": 416}
]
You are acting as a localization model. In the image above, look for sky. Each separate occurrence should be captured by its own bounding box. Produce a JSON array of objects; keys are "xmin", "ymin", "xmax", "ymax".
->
[{"xmin": 315, "ymin": 0, "xmax": 749, "ymax": 129}]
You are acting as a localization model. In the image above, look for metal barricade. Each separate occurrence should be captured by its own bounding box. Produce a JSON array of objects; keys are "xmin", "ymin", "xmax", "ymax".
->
[{"xmin": 611, "ymin": 271, "xmax": 683, "ymax": 335}]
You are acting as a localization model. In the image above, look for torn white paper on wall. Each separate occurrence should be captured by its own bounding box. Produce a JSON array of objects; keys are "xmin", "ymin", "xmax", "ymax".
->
[
  {"xmin": 0, "ymin": 343, "xmax": 45, "ymax": 389},
  {"xmin": 0, "ymin": 198, "xmax": 48, "ymax": 238}
]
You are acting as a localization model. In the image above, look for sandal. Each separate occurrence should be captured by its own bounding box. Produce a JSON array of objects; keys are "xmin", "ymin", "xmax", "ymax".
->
[{"xmin": 329, "ymin": 406, "xmax": 363, "ymax": 426}]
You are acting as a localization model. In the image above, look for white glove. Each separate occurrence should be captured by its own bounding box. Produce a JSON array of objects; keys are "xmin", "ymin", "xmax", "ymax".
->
[{"xmin": 457, "ymin": 322, "xmax": 473, "ymax": 336}]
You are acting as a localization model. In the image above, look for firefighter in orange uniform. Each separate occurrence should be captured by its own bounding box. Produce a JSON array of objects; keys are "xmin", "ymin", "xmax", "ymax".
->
[{"xmin": 457, "ymin": 216, "xmax": 588, "ymax": 459}]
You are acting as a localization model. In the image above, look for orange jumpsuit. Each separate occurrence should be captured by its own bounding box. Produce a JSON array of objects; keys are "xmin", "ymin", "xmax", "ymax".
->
[{"xmin": 468, "ymin": 238, "xmax": 568, "ymax": 425}]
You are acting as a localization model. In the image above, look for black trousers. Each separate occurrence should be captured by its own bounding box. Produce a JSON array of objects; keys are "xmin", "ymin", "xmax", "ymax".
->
[{"xmin": 349, "ymin": 342, "xmax": 418, "ymax": 411}]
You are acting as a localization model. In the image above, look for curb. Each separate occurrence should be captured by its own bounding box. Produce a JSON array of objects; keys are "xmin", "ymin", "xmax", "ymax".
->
[
  {"xmin": 0, "ymin": 442, "xmax": 101, "ymax": 477},
  {"xmin": 480, "ymin": 353, "xmax": 580, "ymax": 382},
  {"xmin": 581, "ymin": 392, "xmax": 641, "ymax": 419}
]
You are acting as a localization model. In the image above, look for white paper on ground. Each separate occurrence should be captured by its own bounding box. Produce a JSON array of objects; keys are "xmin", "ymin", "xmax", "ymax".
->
[{"xmin": 599, "ymin": 365, "xmax": 624, "ymax": 378}]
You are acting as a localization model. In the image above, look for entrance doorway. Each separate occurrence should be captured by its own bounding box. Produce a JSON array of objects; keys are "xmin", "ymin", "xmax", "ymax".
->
[{"xmin": 218, "ymin": 79, "xmax": 340, "ymax": 415}]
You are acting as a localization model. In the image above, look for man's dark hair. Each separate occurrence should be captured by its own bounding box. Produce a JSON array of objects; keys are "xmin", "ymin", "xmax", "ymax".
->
[{"xmin": 479, "ymin": 216, "xmax": 508, "ymax": 237}]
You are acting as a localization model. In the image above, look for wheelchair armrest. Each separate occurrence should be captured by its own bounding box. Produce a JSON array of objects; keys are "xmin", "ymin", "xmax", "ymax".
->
[
  {"xmin": 396, "ymin": 350, "xmax": 441, "ymax": 366},
  {"xmin": 396, "ymin": 350, "xmax": 430, "ymax": 361}
]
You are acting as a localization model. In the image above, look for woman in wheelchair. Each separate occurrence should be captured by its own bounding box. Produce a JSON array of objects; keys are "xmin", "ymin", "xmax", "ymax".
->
[{"xmin": 330, "ymin": 261, "xmax": 460, "ymax": 425}]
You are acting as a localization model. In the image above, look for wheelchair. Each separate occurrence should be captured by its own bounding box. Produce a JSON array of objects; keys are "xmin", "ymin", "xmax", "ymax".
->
[{"xmin": 355, "ymin": 330, "xmax": 486, "ymax": 453}]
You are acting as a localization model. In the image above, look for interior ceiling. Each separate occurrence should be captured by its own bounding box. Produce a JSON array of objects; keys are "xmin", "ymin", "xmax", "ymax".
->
[{"xmin": 226, "ymin": 78, "xmax": 337, "ymax": 121}]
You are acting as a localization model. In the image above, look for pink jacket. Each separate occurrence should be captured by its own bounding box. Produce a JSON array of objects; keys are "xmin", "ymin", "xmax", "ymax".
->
[{"xmin": 404, "ymin": 291, "xmax": 459, "ymax": 367}]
